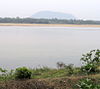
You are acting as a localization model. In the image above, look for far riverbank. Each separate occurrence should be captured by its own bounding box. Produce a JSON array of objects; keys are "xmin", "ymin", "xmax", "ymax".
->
[{"xmin": 0, "ymin": 23, "xmax": 100, "ymax": 27}]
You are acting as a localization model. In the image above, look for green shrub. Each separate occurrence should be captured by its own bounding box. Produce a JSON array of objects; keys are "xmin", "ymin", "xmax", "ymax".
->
[
  {"xmin": 81, "ymin": 63, "xmax": 98, "ymax": 74},
  {"xmin": 15, "ymin": 67, "xmax": 32, "ymax": 79},
  {"xmin": 76, "ymin": 78, "xmax": 100, "ymax": 89},
  {"xmin": 65, "ymin": 64, "xmax": 74, "ymax": 76},
  {"xmin": 81, "ymin": 49, "xmax": 100, "ymax": 74}
]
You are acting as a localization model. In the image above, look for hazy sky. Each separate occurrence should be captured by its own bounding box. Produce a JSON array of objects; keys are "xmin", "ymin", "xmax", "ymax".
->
[{"xmin": 0, "ymin": 0, "xmax": 100, "ymax": 20}]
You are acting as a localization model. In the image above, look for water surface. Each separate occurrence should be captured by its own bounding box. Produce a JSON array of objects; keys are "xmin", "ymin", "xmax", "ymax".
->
[{"xmin": 0, "ymin": 26, "xmax": 100, "ymax": 69}]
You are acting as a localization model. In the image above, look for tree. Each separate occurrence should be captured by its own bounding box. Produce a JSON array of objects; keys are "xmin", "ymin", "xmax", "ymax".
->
[{"xmin": 56, "ymin": 62, "xmax": 66, "ymax": 69}]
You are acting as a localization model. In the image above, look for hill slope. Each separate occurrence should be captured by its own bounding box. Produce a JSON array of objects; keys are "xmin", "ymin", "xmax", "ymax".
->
[{"xmin": 31, "ymin": 11, "xmax": 75, "ymax": 19}]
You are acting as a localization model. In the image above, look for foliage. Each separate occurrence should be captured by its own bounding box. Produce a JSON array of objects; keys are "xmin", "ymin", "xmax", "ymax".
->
[
  {"xmin": 0, "ymin": 17, "xmax": 100, "ymax": 24},
  {"xmin": 81, "ymin": 49, "xmax": 100, "ymax": 74},
  {"xmin": 15, "ymin": 67, "xmax": 32, "ymax": 79},
  {"xmin": 76, "ymin": 78, "xmax": 100, "ymax": 89},
  {"xmin": 0, "ymin": 68, "xmax": 7, "ymax": 73},
  {"xmin": 57, "ymin": 62, "xmax": 66, "ymax": 69},
  {"xmin": 0, "ymin": 49, "xmax": 99, "ymax": 81},
  {"xmin": 0, "ymin": 66, "xmax": 78, "ymax": 80},
  {"xmin": 65, "ymin": 64, "xmax": 74, "ymax": 76},
  {"xmin": 0, "ymin": 68, "xmax": 8, "ymax": 81}
]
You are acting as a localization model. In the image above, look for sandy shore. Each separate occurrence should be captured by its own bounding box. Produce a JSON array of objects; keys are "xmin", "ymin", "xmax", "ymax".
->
[{"xmin": 0, "ymin": 23, "xmax": 100, "ymax": 27}]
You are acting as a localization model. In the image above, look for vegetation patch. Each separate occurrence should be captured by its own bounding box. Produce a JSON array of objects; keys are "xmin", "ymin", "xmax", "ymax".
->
[{"xmin": 0, "ymin": 49, "xmax": 99, "ymax": 89}]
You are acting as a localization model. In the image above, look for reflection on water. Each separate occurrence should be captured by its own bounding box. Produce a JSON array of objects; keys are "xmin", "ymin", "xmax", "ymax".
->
[{"xmin": 0, "ymin": 26, "xmax": 100, "ymax": 69}]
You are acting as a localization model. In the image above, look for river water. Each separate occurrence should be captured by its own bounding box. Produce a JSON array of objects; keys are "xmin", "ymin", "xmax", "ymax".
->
[{"xmin": 0, "ymin": 26, "xmax": 100, "ymax": 69}]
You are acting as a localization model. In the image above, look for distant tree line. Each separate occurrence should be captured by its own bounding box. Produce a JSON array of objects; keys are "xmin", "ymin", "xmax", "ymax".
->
[{"xmin": 0, "ymin": 17, "xmax": 100, "ymax": 24}]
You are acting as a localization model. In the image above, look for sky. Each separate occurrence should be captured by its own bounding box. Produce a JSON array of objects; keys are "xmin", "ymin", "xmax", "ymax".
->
[{"xmin": 0, "ymin": 0, "xmax": 100, "ymax": 20}]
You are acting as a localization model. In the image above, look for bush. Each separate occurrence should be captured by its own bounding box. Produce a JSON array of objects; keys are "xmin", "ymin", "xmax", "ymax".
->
[
  {"xmin": 65, "ymin": 64, "xmax": 74, "ymax": 76},
  {"xmin": 81, "ymin": 64, "xmax": 98, "ymax": 74},
  {"xmin": 15, "ymin": 67, "xmax": 32, "ymax": 79},
  {"xmin": 76, "ymin": 78, "xmax": 100, "ymax": 89},
  {"xmin": 81, "ymin": 49, "xmax": 100, "ymax": 74}
]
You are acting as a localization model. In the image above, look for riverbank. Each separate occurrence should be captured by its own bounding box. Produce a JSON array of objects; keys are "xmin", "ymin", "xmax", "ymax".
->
[
  {"xmin": 0, "ymin": 23, "xmax": 100, "ymax": 27},
  {"xmin": 0, "ymin": 66, "xmax": 100, "ymax": 89},
  {"xmin": 0, "ymin": 74, "xmax": 100, "ymax": 89}
]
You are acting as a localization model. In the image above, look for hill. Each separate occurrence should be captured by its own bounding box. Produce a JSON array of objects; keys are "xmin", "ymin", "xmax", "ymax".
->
[{"xmin": 31, "ymin": 11, "xmax": 76, "ymax": 19}]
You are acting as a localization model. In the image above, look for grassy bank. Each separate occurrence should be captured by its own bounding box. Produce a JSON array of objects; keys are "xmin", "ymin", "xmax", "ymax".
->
[
  {"xmin": 0, "ymin": 74, "xmax": 100, "ymax": 89},
  {"xmin": 0, "ymin": 49, "xmax": 100, "ymax": 89},
  {"xmin": 0, "ymin": 65, "xmax": 99, "ymax": 89}
]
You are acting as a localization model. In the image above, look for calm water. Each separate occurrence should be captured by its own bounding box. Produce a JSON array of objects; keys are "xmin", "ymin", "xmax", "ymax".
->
[{"xmin": 0, "ymin": 26, "xmax": 100, "ymax": 69}]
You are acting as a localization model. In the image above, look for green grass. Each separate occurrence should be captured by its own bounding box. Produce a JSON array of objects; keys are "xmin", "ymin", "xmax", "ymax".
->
[
  {"xmin": 0, "ymin": 66, "xmax": 99, "ymax": 81},
  {"xmin": 32, "ymin": 68, "xmax": 67, "ymax": 78},
  {"xmin": 0, "ymin": 66, "xmax": 99, "ymax": 89},
  {"xmin": 30, "ymin": 66, "xmax": 85, "ymax": 79}
]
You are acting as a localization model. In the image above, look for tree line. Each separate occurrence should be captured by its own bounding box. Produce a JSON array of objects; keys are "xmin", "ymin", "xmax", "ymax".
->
[{"xmin": 0, "ymin": 17, "xmax": 100, "ymax": 24}]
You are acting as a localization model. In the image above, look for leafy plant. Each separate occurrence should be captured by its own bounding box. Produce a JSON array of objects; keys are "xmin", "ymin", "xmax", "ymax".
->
[
  {"xmin": 76, "ymin": 78, "xmax": 100, "ymax": 89},
  {"xmin": 65, "ymin": 64, "xmax": 74, "ymax": 76},
  {"xmin": 81, "ymin": 49, "xmax": 100, "ymax": 74},
  {"xmin": 15, "ymin": 67, "xmax": 32, "ymax": 79}
]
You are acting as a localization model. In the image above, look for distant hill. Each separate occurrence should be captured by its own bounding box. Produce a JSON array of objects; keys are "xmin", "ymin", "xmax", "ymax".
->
[{"xmin": 31, "ymin": 11, "xmax": 76, "ymax": 20}]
